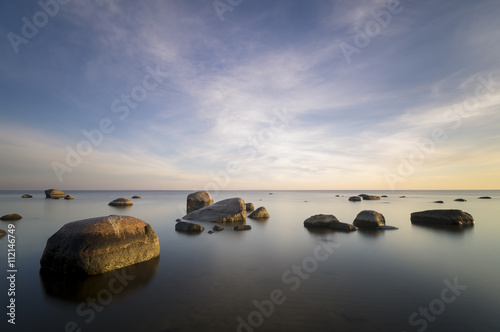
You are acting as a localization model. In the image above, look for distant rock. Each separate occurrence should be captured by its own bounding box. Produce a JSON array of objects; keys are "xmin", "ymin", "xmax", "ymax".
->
[
  {"xmin": 108, "ymin": 198, "xmax": 133, "ymax": 207},
  {"xmin": 234, "ymin": 225, "xmax": 251, "ymax": 231},
  {"xmin": 478, "ymin": 196, "xmax": 492, "ymax": 199},
  {"xmin": 212, "ymin": 225, "xmax": 224, "ymax": 231},
  {"xmin": 183, "ymin": 197, "xmax": 246, "ymax": 224},
  {"xmin": 303, "ymin": 214, "xmax": 357, "ymax": 232},
  {"xmin": 245, "ymin": 203, "xmax": 255, "ymax": 212},
  {"xmin": 400, "ymin": 196, "xmax": 406, "ymax": 198},
  {"xmin": 411, "ymin": 209, "xmax": 474, "ymax": 226},
  {"xmin": 186, "ymin": 191, "xmax": 214, "ymax": 214},
  {"xmin": 22, "ymin": 194, "xmax": 33, "ymax": 198},
  {"xmin": 353, "ymin": 210, "xmax": 386, "ymax": 229},
  {"xmin": 248, "ymin": 207, "xmax": 269, "ymax": 220},
  {"xmin": 45, "ymin": 189, "xmax": 67, "ymax": 199},
  {"xmin": 358, "ymin": 194, "xmax": 380, "ymax": 201},
  {"xmin": 0, "ymin": 214, "xmax": 22, "ymax": 221},
  {"xmin": 64, "ymin": 195, "xmax": 74, "ymax": 200},
  {"xmin": 0, "ymin": 229, "xmax": 6, "ymax": 237},
  {"xmin": 335, "ymin": 195, "xmax": 340, "ymax": 197},
  {"xmin": 175, "ymin": 221, "xmax": 204, "ymax": 233},
  {"xmin": 132, "ymin": 195, "xmax": 141, "ymax": 199},
  {"xmin": 348, "ymin": 196, "xmax": 362, "ymax": 202},
  {"xmin": 381, "ymin": 195, "xmax": 388, "ymax": 198},
  {"xmin": 454, "ymin": 198, "xmax": 466, "ymax": 202},
  {"xmin": 433, "ymin": 201, "xmax": 444, "ymax": 204},
  {"xmin": 40, "ymin": 215, "xmax": 160, "ymax": 275}
]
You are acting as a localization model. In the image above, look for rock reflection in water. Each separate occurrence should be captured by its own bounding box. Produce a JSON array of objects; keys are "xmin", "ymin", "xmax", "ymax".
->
[{"xmin": 40, "ymin": 256, "xmax": 159, "ymax": 303}]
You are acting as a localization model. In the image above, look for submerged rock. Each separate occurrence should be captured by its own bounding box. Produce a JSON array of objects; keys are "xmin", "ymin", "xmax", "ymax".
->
[
  {"xmin": 353, "ymin": 210, "xmax": 386, "ymax": 229},
  {"xmin": 183, "ymin": 197, "xmax": 246, "ymax": 223},
  {"xmin": 411, "ymin": 209, "xmax": 474, "ymax": 226},
  {"xmin": 0, "ymin": 214, "xmax": 22, "ymax": 221},
  {"xmin": 234, "ymin": 225, "xmax": 251, "ymax": 231},
  {"xmin": 22, "ymin": 194, "xmax": 33, "ymax": 198},
  {"xmin": 45, "ymin": 189, "xmax": 67, "ymax": 199},
  {"xmin": 108, "ymin": 198, "xmax": 133, "ymax": 207},
  {"xmin": 303, "ymin": 214, "xmax": 357, "ymax": 232},
  {"xmin": 348, "ymin": 196, "xmax": 362, "ymax": 202},
  {"xmin": 186, "ymin": 191, "xmax": 214, "ymax": 214},
  {"xmin": 248, "ymin": 207, "xmax": 269, "ymax": 220},
  {"xmin": 175, "ymin": 221, "xmax": 204, "ymax": 233},
  {"xmin": 40, "ymin": 215, "xmax": 160, "ymax": 275},
  {"xmin": 245, "ymin": 203, "xmax": 255, "ymax": 212}
]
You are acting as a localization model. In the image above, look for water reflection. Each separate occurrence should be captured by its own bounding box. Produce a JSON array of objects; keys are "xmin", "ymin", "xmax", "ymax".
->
[
  {"xmin": 40, "ymin": 256, "xmax": 159, "ymax": 303},
  {"xmin": 411, "ymin": 222, "xmax": 475, "ymax": 234}
]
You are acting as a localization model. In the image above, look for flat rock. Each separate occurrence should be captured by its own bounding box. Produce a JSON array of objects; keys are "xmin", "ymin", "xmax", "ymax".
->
[
  {"xmin": 433, "ymin": 201, "xmax": 444, "ymax": 204},
  {"xmin": 40, "ymin": 215, "xmax": 160, "ymax": 275},
  {"xmin": 304, "ymin": 214, "xmax": 357, "ymax": 232},
  {"xmin": 348, "ymin": 196, "xmax": 362, "ymax": 202},
  {"xmin": 353, "ymin": 210, "xmax": 386, "ymax": 229},
  {"xmin": 187, "ymin": 191, "xmax": 214, "ymax": 214},
  {"xmin": 454, "ymin": 198, "xmax": 466, "ymax": 202},
  {"xmin": 360, "ymin": 195, "xmax": 381, "ymax": 200},
  {"xmin": 22, "ymin": 194, "xmax": 33, "ymax": 198},
  {"xmin": 248, "ymin": 206, "xmax": 269, "ymax": 220},
  {"xmin": 478, "ymin": 196, "xmax": 491, "ymax": 199},
  {"xmin": 183, "ymin": 197, "xmax": 246, "ymax": 223},
  {"xmin": 245, "ymin": 203, "xmax": 255, "ymax": 212},
  {"xmin": 45, "ymin": 189, "xmax": 67, "ymax": 199},
  {"xmin": 234, "ymin": 225, "xmax": 251, "ymax": 231},
  {"xmin": 132, "ymin": 195, "xmax": 141, "ymax": 199},
  {"xmin": 411, "ymin": 209, "xmax": 474, "ymax": 226},
  {"xmin": 381, "ymin": 195, "xmax": 388, "ymax": 198},
  {"xmin": 1, "ymin": 214, "xmax": 22, "ymax": 221},
  {"xmin": 175, "ymin": 221, "xmax": 204, "ymax": 233},
  {"xmin": 108, "ymin": 198, "xmax": 133, "ymax": 207}
]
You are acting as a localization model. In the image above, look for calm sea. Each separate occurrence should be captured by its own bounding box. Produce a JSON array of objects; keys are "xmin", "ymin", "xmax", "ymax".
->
[{"xmin": 0, "ymin": 190, "xmax": 499, "ymax": 332}]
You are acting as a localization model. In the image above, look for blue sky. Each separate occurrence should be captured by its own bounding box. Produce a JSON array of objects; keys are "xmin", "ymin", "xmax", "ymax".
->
[{"xmin": 0, "ymin": 0, "xmax": 499, "ymax": 190}]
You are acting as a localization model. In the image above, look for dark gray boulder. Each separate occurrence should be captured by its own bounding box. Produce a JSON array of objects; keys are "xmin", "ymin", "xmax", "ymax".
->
[
  {"xmin": 175, "ymin": 221, "xmax": 204, "ymax": 233},
  {"xmin": 303, "ymin": 214, "xmax": 357, "ymax": 232},
  {"xmin": 40, "ymin": 215, "xmax": 160, "ymax": 275},
  {"xmin": 187, "ymin": 191, "xmax": 214, "ymax": 214},
  {"xmin": 411, "ymin": 209, "xmax": 474, "ymax": 226},
  {"xmin": 433, "ymin": 201, "xmax": 444, "ymax": 204},
  {"xmin": 248, "ymin": 207, "xmax": 269, "ymax": 220},
  {"xmin": 45, "ymin": 189, "xmax": 67, "ymax": 199},
  {"xmin": 349, "ymin": 196, "xmax": 362, "ymax": 202},
  {"xmin": 108, "ymin": 198, "xmax": 133, "ymax": 207},
  {"xmin": 353, "ymin": 210, "xmax": 386, "ymax": 229},
  {"xmin": 454, "ymin": 198, "xmax": 466, "ymax": 202},
  {"xmin": 183, "ymin": 197, "xmax": 246, "ymax": 223},
  {"xmin": 0, "ymin": 214, "xmax": 22, "ymax": 221},
  {"xmin": 234, "ymin": 225, "xmax": 251, "ymax": 231},
  {"xmin": 478, "ymin": 196, "xmax": 491, "ymax": 199}
]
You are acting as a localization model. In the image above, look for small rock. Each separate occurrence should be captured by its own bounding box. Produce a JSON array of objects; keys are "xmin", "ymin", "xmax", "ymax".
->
[
  {"xmin": 64, "ymin": 195, "xmax": 74, "ymax": 200},
  {"xmin": 212, "ymin": 225, "xmax": 224, "ymax": 231},
  {"xmin": 0, "ymin": 229, "xmax": 6, "ymax": 237},
  {"xmin": 208, "ymin": 230, "xmax": 215, "ymax": 234},
  {"xmin": 433, "ymin": 201, "xmax": 444, "ymax": 204},
  {"xmin": 175, "ymin": 222, "xmax": 204, "ymax": 233},
  {"xmin": 22, "ymin": 194, "xmax": 33, "ymax": 198},
  {"xmin": 132, "ymin": 195, "xmax": 141, "ymax": 199},
  {"xmin": 359, "ymin": 194, "xmax": 380, "ymax": 200},
  {"xmin": 400, "ymin": 196, "xmax": 406, "ymax": 198},
  {"xmin": 381, "ymin": 195, "xmax": 388, "ymax": 198},
  {"xmin": 186, "ymin": 191, "xmax": 214, "ymax": 214},
  {"xmin": 0, "ymin": 214, "xmax": 22, "ymax": 221},
  {"xmin": 45, "ymin": 189, "xmax": 67, "ymax": 199},
  {"xmin": 245, "ymin": 203, "xmax": 255, "ymax": 212},
  {"xmin": 478, "ymin": 196, "xmax": 491, "ymax": 199},
  {"xmin": 353, "ymin": 210, "xmax": 386, "ymax": 229},
  {"xmin": 335, "ymin": 195, "xmax": 340, "ymax": 197},
  {"xmin": 248, "ymin": 207, "xmax": 270, "ymax": 220},
  {"xmin": 234, "ymin": 225, "xmax": 251, "ymax": 231},
  {"xmin": 348, "ymin": 196, "xmax": 362, "ymax": 202},
  {"xmin": 108, "ymin": 198, "xmax": 133, "ymax": 207},
  {"xmin": 454, "ymin": 198, "xmax": 466, "ymax": 202}
]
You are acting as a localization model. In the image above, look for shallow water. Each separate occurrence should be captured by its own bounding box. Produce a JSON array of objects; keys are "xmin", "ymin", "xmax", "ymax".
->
[{"xmin": 0, "ymin": 190, "xmax": 499, "ymax": 331}]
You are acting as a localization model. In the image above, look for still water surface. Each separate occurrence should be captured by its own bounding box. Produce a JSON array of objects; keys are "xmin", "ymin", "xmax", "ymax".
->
[{"xmin": 0, "ymin": 190, "xmax": 499, "ymax": 332}]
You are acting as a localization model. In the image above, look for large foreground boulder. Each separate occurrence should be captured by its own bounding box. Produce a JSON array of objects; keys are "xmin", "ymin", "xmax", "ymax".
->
[
  {"xmin": 45, "ymin": 189, "xmax": 67, "ymax": 199},
  {"xmin": 40, "ymin": 215, "xmax": 160, "ymax": 275},
  {"xmin": 175, "ymin": 221, "xmax": 204, "ymax": 233},
  {"xmin": 304, "ymin": 214, "xmax": 357, "ymax": 232},
  {"xmin": 411, "ymin": 209, "xmax": 474, "ymax": 226},
  {"xmin": 109, "ymin": 198, "xmax": 133, "ymax": 207},
  {"xmin": 183, "ymin": 197, "xmax": 246, "ymax": 223},
  {"xmin": 353, "ymin": 210, "xmax": 386, "ymax": 229},
  {"xmin": 248, "ymin": 207, "xmax": 269, "ymax": 220},
  {"xmin": 187, "ymin": 191, "xmax": 214, "ymax": 214}
]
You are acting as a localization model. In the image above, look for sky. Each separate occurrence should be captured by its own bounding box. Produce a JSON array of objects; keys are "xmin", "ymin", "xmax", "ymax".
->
[{"xmin": 0, "ymin": 0, "xmax": 499, "ymax": 191}]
